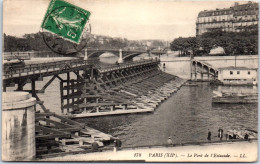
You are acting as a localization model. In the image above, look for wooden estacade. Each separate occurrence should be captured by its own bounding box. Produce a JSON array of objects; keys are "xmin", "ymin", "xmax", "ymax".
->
[
  {"xmin": 33, "ymin": 58, "xmax": 185, "ymax": 158},
  {"xmin": 35, "ymin": 111, "xmax": 115, "ymax": 158},
  {"xmin": 3, "ymin": 57, "xmax": 185, "ymax": 158},
  {"xmin": 59, "ymin": 58, "xmax": 184, "ymax": 118}
]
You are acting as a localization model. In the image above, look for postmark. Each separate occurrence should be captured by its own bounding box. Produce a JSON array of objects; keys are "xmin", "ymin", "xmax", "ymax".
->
[
  {"xmin": 41, "ymin": 19, "xmax": 91, "ymax": 55},
  {"xmin": 41, "ymin": 0, "xmax": 91, "ymax": 55},
  {"xmin": 41, "ymin": 0, "xmax": 91, "ymax": 43}
]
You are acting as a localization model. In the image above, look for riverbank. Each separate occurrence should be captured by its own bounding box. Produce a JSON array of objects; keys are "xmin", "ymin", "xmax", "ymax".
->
[
  {"xmin": 40, "ymin": 140, "xmax": 257, "ymax": 162},
  {"xmin": 159, "ymin": 55, "xmax": 258, "ymax": 79},
  {"xmin": 24, "ymin": 57, "xmax": 78, "ymax": 64}
]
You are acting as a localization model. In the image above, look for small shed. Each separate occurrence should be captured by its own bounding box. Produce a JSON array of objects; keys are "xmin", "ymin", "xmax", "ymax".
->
[{"xmin": 218, "ymin": 66, "xmax": 258, "ymax": 85}]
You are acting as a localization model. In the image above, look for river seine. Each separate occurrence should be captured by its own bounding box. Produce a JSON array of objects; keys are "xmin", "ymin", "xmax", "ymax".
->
[{"xmin": 78, "ymin": 83, "xmax": 257, "ymax": 147}]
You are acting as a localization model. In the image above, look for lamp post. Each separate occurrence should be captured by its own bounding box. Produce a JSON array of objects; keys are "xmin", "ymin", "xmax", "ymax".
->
[
  {"xmin": 235, "ymin": 54, "xmax": 237, "ymax": 68},
  {"xmin": 190, "ymin": 50, "xmax": 194, "ymax": 80},
  {"xmin": 232, "ymin": 49, "xmax": 236, "ymax": 68}
]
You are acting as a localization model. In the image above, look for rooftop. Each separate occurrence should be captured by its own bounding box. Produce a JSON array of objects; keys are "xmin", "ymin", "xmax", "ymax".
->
[
  {"xmin": 198, "ymin": 1, "xmax": 258, "ymax": 17},
  {"xmin": 218, "ymin": 66, "xmax": 258, "ymax": 71}
]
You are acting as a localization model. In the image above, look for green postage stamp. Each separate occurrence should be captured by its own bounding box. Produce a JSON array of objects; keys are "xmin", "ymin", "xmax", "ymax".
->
[{"xmin": 41, "ymin": 0, "xmax": 91, "ymax": 43}]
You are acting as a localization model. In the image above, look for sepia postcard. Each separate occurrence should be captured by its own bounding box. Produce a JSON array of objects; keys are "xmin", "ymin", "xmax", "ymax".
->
[{"xmin": 2, "ymin": 0, "xmax": 258, "ymax": 162}]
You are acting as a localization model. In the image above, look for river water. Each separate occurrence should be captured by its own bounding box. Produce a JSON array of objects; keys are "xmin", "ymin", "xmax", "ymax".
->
[
  {"xmin": 77, "ymin": 83, "xmax": 257, "ymax": 147},
  {"xmin": 16, "ymin": 55, "xmax": 257, "ymax": 148}
]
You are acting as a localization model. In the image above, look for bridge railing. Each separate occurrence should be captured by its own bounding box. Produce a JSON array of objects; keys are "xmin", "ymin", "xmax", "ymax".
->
[
  {"xmin": 3, "ymin": 59, "xmax": 88, "ymax": 79},
  {"xmin": 3, "ymin": 51, "xmax": 61, "ymax": 60},
  {"xmin": 96, "ymin": 58, "xmax": 160, "ymax": 72},
  {"xmin": 3, "ymin": 58, "xmax": 160, "ymax": 79},
  {"xmin": 4, "ymin": 52, "xmax": 31, "ymax": 60}
]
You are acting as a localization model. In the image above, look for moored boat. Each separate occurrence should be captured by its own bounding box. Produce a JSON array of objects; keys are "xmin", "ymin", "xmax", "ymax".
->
[
  {"xmin": 212, "ymin": 91, "xmax": 258, "ymax": 104},
  {"xmin": 227, "ymin": 129, "xmax": 257, "ymax": 140}
]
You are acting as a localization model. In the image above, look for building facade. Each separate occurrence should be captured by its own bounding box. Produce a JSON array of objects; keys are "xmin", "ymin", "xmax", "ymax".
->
[
  {"xmin": 196, "ymin": 1, "xmax": 258, "ymax": 35},
  {"xmin": 218, "ymin": 66, "xmax": 258, "ymax": 85}
]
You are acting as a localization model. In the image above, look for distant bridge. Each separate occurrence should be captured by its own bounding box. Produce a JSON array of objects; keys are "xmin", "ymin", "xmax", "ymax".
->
[
  {"xmin": 70, "ymin": 48, "xmax": 166, "ymax": 63},
  {"xmin": 191, "ymin": 59, "xmax": 218, "ymax": 81},
  {"xmin": 4, "ymin": 48, "xmax": 167, "ymax": 63}
]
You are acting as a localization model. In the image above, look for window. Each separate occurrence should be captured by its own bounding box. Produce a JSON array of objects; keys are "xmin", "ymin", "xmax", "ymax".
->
[
  {"xmin": 230, "ymin": 71, "xmax": 233, "ymax": 75},
  {"xmin": 237, "ymin": 71, "xmax": 240, "ymax": 74},
  {"xmin": 248, "ymin": 71, "xmax": 250, "ymax": 75}
]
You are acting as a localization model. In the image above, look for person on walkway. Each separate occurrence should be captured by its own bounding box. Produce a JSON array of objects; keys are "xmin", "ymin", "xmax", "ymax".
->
[
  {"xmin": 167, "ymin": 137, "xmax": 173, "ymax": 146},
  {"xmin": 117, "ymin": 139, "xmax": 122, "ymax": 149},
  {"xmin": 91, "ymin": 141, "xmax": 99, "ymax": 152},
  {"xmin": 218, "ymin": 128, "xmax": 223, "ymax": 141},
  {"xmin": 207, "ymin": 129, "xmax": 211, "ymax": 141},
  {"xmin": 244, "ymin": 133, "xmax": 249, "ymax": 140},
  {"xmin": 113, "ymin": 140, "xmax": 117, "ymax": 152},
  {"xmin": 114, "ymin": 139, "xmax": 122, "ymax": 152}
]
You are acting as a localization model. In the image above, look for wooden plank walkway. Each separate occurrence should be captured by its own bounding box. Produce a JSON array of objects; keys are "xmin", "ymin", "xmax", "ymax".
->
[{"xmin": 67, "ymin": 107, "xmax": 154, "ymax": 118}]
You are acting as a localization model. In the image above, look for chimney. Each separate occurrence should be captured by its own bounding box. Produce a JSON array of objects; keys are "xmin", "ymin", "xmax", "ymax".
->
[{"xmin": 234, "ymin": 2, "xmax": 239, "ymax": 6}]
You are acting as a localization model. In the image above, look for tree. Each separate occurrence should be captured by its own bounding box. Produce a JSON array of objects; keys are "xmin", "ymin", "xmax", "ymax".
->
[
  {"xmin": 170, "ymin": 37, "xmax": 198, "ymax": 56},
  {"xmin": 170, "ymin": 29, "xmax": 258, "ymax": 56}
]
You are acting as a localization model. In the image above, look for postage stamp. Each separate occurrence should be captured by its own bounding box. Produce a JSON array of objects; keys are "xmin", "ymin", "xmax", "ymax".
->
[
  {"xmin": 41, "ymin": 0, "xmax": 91, "ymax": 43},
  {"xmin": 41, "ymin": 21, "xmax": 91, "ymax": 55}
]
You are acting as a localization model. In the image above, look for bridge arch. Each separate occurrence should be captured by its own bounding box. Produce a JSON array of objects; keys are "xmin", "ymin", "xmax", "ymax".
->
[
  {"xmin": 202, "ymin": 64, "xmax": 209, "ymax": 71},
  {"xmin": 123, "ymin": 52, "xmax": 149, "ymax": 61},
  {"xmin": 87, "ymin": 51, "xmax": 119, "ymax": 59},
  {"xmin": 99, "ymin": 53, "xmax": 119, "ymax": 64},
  {"xmin": 191, "ymin": 59, "xmax": 218, "ymax": 80}
]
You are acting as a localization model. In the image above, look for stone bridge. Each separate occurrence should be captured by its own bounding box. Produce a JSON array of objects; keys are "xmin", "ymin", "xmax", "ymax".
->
[
  {"xmin": 4, "ymin": 48, "xmax": 166, "ymax": 63},
  {"xmin": 83, "ymin": 48, "xmax": 166, "ymax": 63}
]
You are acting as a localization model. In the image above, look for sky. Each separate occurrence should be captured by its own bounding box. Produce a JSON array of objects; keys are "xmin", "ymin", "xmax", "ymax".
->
[{"xmin": 3, "ymin": 0, "xmax": 255, "ymax": 41}]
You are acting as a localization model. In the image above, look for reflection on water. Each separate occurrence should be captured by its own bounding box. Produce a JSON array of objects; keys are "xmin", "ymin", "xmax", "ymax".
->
[
  {"xmin": 214, "ymin": 85, "xmax": 258, "ymax": 94},
  {"xmin": 99, "ymin": 53, "xmax": 118, "ymax": 64},
  {"xmin": 133, "ymin": 53, "xmax": 158, "ymax": 61},
  {"xmin": 78, "ymin": 83, "xmax": 257, "ymax": 147}
]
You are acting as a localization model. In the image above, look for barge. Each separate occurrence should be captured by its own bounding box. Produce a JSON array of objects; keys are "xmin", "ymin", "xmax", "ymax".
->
[{"xmin": 212, "ymin": 91, "xmax": 258, "ymax": 104}]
